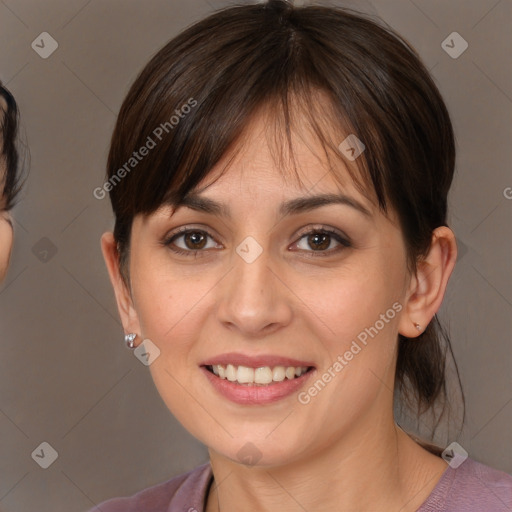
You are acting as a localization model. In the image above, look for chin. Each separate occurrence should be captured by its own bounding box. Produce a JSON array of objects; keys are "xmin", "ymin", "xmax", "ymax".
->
[{"xmin": 208, "ymin": 434, "xmax": 307, "ymax": 469}]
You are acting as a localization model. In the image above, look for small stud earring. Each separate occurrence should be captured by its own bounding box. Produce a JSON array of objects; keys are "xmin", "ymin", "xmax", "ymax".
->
[
  {"xmin": 125, "ymin": 333, "xmax": 137, "ymax": 348},
  {"xmin": 414, "ymin": 323, "xmax": 422, "ymax": 332}
]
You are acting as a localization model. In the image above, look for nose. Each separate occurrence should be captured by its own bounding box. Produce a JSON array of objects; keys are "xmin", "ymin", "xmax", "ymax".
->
[{"xmin": 216, "ymin": 239, "xmax": 293, "ymax": 338}]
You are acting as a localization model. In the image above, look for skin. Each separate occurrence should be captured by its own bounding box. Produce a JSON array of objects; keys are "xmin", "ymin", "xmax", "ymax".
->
[
  {"xmin": 102, "ymin": 107, "xmax": 457, "ymax": 512},
  {"xmin": 0, "ymin": 208, "xmax": 13, "ymax": 282},
  {"xmin": 0, "ymin": 96, "xmax": 14, "ymax": 282}
]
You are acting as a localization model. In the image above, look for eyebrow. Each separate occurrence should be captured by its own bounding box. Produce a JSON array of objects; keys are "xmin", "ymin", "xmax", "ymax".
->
[{"xmin": 168, "ymin": 192, "xmax": 372, "ymax": 219}]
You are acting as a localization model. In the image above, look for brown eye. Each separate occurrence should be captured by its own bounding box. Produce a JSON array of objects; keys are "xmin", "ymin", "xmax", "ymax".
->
[
  {"xmin": 163, "ymin": 228, "xmax": 220, "ymax": 256},
  {"xmin": 306, "ymin": 232, "xmax": 331, "ymax": 251},
  {"xmin": 292, "ymin": 228, "xmax": 351, "ymax": 256},
  {"xmin": 183, "ymin": 231, "xmax": 208, "ymax": 250}
]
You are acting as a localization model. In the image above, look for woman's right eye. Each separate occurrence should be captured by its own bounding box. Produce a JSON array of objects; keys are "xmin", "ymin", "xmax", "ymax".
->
[{"xmin": 163, "ymin": 228, "xmax": 220, "ymax": 257}]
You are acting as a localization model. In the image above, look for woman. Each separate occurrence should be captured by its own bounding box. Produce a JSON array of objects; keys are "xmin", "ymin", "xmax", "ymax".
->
[
  {"xmin": 91, "ymin": 1, "xmax": 512, "ymax": 510},
  {"xmin": 0, "ymin": 81, "xmax": 21, "ymax": 282}
]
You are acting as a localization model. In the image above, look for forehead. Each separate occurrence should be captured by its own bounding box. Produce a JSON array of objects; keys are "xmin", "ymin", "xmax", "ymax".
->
[{"xmin": 196, "ymin": 104, "xmax": 374, "ymax": 209}]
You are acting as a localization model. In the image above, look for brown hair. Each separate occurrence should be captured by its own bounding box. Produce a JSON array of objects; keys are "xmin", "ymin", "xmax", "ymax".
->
[
  {"xmin": 105, "ymin": 0, "xmax": 464, "ymax": 440},
  {"xmin": 0, "ymin": 81, "xmax": 22, "ymax": 210}
]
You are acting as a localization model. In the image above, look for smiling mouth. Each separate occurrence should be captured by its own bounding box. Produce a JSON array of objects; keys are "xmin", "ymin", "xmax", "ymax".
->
[{"xmin": 204, "ymin": 364, "xmax": 315, "ymax": 386}]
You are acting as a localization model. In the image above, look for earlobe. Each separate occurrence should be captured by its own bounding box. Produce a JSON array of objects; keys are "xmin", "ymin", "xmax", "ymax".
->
[
  {"xmin": 100, "ymin": 232, "xmax": 142, "ymax": 344},
  {"xmin": 398, "ymin": 226, "xmax": 457, "ymax": 338}
]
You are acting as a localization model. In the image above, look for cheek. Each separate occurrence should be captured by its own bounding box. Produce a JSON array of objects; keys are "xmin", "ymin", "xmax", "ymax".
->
[
  {"xmin": 129, "ymin": 262, "xmax": 215, "ymax": 437},
  {"xmin": 0, "ymin": 220, "xmax": 13, "ymax": 281},
  {"xmin": 298, "ymin": 257, "xmax": 404, "ymax": 406},
  {"xmin": 132, "ymin": 263, "xmax": 215, "ymax": 343},
  {"xmin": 129, "ymin": 251, "xmax": 216, "ymax": 387},
  {"xmin": 301, "ymin": 258, "xmax": 403, "ymax": 344}
]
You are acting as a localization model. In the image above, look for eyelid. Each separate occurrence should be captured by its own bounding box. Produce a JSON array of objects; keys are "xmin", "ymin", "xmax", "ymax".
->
[
  {"xmin": 161, "ymin": 225, "xmax": 223, "ymax": 254},
  {"xmin": 163, "ymin": 224, "xmax": 223, "ymax": 245},
  {"xmin": 293, "ymin": 224, "xmax": 349, "ymax": 241},
  {"xmin": 289, "ymin": 225, "xmax": 352, "ymax": 257},
  {"xmin": 162, "ymin": 223, "xmax": 352, "ymax": 257}
]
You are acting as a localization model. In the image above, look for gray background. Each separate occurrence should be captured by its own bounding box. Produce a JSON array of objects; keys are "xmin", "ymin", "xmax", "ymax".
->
[{"xmin": 0, "ymin": 0, "xmax": 511, "ymax": 510}]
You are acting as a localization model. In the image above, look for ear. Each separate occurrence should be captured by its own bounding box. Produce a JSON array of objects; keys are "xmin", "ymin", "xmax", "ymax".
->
[
  {"xmin": 398, "ymin": 226, "xmax": 457, "ymax": 338},
  {"xmin": 101, "ymin": 232, "xmax": 142, "ymax": 345}
]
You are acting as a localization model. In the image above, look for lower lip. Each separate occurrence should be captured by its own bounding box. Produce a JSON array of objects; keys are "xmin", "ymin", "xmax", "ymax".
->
[{"xmin": 200, "ymin": 366, "xmax": 315, "ymax": 405}]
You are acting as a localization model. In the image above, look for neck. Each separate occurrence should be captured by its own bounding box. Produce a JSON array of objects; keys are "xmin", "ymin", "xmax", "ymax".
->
[{"xmin": 206, "ymin": 419, "xmax": 447, "ymax": 512}]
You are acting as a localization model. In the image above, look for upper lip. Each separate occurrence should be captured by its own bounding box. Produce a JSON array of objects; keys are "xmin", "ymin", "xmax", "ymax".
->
[{"xmin": 200, "ymin": 352, "xmax": 315, "ymax": 369}]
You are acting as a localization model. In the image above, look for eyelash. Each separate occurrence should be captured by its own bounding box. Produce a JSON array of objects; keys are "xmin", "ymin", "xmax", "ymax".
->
[{"xmin": 162, "ymin": 225, "xmax": 352, "ymax": 258}]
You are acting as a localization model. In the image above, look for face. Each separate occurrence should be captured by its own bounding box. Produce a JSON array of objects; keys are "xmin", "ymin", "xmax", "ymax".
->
[
  {"xmin": 0, "ymin": 208, "xmax": 13, "ymax": 282},
  {"xmin": 107, "ymin": 109, "xmax": 421, "ymax": 467},
  {"xmin": 0, "ymin": 97, "xmax": 14, "ymax": 282}
]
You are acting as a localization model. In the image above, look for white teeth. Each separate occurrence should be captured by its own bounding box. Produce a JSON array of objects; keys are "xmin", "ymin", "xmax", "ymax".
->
[
  {"xmin": 209, "ymin": 364, "xmax": 310, "ymax": 385},
  {"xmin": 236, "ymin": 366, "xmax": 254, "ymax": 383},
  {"xmin": 285, "ymin": 366, "xmax": 296, "ymax": 379},
  {"xmin": 272, "ymin": 366, "xmax": 286, "ymax": 381},
  {"xmin": 254, "ymin": 367, "xmax": 273, "ymax": 384},
  {"xmin": 226, "ymin": 364, "xmax": 237, "ymax": 381}
]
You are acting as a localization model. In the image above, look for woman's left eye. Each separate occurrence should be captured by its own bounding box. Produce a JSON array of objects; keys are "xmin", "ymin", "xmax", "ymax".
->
[
  {"xmin": 292, "ymin": 228, "xmax": 351, "ymax": 256},
  {"xmin": 163, "ymin": 227, "xmax": 351, "ymax": 257}
]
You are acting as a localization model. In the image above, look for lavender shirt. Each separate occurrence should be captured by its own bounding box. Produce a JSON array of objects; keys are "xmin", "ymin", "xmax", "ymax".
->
[{"xmin": 87, "ymin": 458, "xmax": 512, "ymax": 511}]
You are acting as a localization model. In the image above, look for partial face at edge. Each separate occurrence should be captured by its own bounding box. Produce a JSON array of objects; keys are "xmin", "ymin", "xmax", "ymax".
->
[{"xmin": 0, "ymin": 97, "xmax": 14, "ymax": 282}]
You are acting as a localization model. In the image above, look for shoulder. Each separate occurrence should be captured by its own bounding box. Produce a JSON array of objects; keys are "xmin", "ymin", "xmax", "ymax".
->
[
  {"xmin": 419, "ymin": 457, "xmax": 512, "ymax": 512},
  {"xmin": 85, "ymin": 462, "xmax": 212, "ymax": 512}
]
